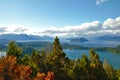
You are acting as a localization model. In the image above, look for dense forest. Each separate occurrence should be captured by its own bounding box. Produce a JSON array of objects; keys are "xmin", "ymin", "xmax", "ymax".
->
[{"xmin": 0, "ymin": 37, "xmax": 120, "ymax": 80}]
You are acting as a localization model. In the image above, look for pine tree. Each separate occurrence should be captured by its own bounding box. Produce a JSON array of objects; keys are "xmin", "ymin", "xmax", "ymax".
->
[
  {"xmin": 89, "ymin": 49, "xmax": 108, "ymax": 80},
  {"xmin": 45, "ymin": 36, "xmax": 70, "ymax": 80},
  {"xmin": 46, "ymin": 36, "xmax": 66, "ymax": 70},
  {"xmin": 72, "ymin": 55, "xmax": 90, "ymax": 80},
  {"xmin": 52, "ymin": 36, "xmax": 63, "ymax": 54},
  {"xmin": 103, "ymin": 59, "xmax": 117, "ymax": 80},
  {"xmin": 52, "ymin": 36, "xmax": 66, "ymax": 66},
  {"xmin": 7, "ymin": 41, "xmax": 22, "ymax": 59}
]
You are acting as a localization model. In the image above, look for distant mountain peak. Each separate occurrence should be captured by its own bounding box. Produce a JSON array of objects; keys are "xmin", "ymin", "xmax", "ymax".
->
[
  {"xmin": 95, "ymin": 35, "xmax": 120, "ymax": 41},
  {"xmin": 0, "ymin": 34, "xmax": 53, "ymax": 41},
  {"xmin": 67, "ymin": 37, "xmax": 89, "ymax": 43}
]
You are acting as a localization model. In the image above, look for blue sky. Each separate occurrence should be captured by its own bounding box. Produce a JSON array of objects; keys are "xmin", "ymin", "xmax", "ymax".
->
[
  {"xmin": 0, "ymin": 0, "xmax": 120, "ymax": 37},
  {"xmin": 0, "ymin": 0, "xmax": 119, "ymax": 27}
]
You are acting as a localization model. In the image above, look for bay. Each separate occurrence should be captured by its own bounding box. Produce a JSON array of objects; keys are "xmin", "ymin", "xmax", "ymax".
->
[{"xmin": 64, "ymin": 49, "xmax": 120, "ymax": 69}]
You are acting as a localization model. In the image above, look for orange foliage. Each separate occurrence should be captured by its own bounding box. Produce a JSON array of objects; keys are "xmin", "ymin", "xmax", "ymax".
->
[
  {"xmin": 0, "ymin": 56, "xmax": 32, "ymax": 80},
  {"xmin": 0, "ymin": 56, "xmax": 55, "ymax": 80},
  {"xmin": 34, "ymin": 71, "xmax": 54, "ymax": 80}
]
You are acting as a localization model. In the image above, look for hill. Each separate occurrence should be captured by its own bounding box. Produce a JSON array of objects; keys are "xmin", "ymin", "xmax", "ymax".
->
[
  {"xmin": 67, "ymin": 37, "xmax": 89, "ymax": 42},
  {"xmin": 0, "ymin": 34, "xmax": 53, "ymax": 41},
  {"xmin": 94, "ymin": 35, "xmax": 120, "ymax": 41}
]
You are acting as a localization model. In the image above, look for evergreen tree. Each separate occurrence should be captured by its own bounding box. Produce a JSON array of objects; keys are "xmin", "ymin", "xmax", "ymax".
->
[
  {"xmin": 31, "ymin": 50, "xmax": 46, "ymax": 73},
  {"xmin": 7, "ymin": 41, "xmax": 22, "ymax": 59},
  {"xmin": 45, "ymin": 36, "xmax": 70, "ymax": 80},
  {"xmin": 89, "ymin": 49, "xmax": 108, "ymax": 80},
  {"xmin": 73, "ymin": 55, "xmax": 90, "ymax": 80},
  {"xmin": 52, "ymin": 36, "xmax": 66, "ymax": 68},
  {"xmin": 116, "ymin": 69, "xmax": 120, "ymax": 80},
  {"xmin": 103, "ymin": 59, "xmax": 117, "ymax": 80}
]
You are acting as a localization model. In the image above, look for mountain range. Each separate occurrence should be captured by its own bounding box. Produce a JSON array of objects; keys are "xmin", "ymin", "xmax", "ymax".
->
[
  {"xmin": 94, "ymin": 35, "xmax": 120, "ymax": 41},
  {"xmin": 67, "ymin": 37, "xmax": 89, "ymax": 43},
  {"xmin": 0, "ymin": 34, "xmax": 53, "ymax": 41},
  {"xmin": 0, "ymin": 34, "xmax": 120, "ymax": 43}
]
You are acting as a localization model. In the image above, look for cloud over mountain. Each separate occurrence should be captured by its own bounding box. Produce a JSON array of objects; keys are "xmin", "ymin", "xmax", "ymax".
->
[{"xmin": 0, "ymin": 17, "xmax": 120, "ymax": 38}]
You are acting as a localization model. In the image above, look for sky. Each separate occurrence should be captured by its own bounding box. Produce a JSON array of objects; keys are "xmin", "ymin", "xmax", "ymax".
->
[{"xmin": 0, "ymin": 0, "xmax": 120, "ymax": 37}]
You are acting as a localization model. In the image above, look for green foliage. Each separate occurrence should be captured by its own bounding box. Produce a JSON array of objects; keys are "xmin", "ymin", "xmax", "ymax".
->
[
  {"xmin": 73, "ymin": 56, "xmax": 90, "ymax": 80},
  {"xmin": 18, "ymin": 53, "xmax": 37, "ymax": 77},
  {"xmin": 116, "ymin": 69, "xmax": 120, "ymax": 80},
  {"xmin": 44, "ymin": 36, "xmax": 71, "ymax": 80},
  {"xmin": 90, "ymin": 49, "xmax": 102, "ymax": 68},
  {"xmin": 20, "ymin": 54, "xmax": 32, "ymax": 65},
  {"xmin": 31, "ymin": 50, "xmax": 46, "ymax": 72},
  {"xmin": 80, "ymin": 55, "xmax": 90, "ymax": 68},
  {"xmin": 52, "ymin": 36, "xmax": 63, "ymax": 54},
  {"xmin": 103, "ymin": 59, "xmax": 118, "ymax": 80},
  {"xmin": 7, "ymin": 41, "xmax": 22, "ymax": 59},
  {"xmin": 1, "ymin": 37, "xmax": 119, "ymax": 80},
  {"xmin": 89, "ymin": 49, "xmax": 109, "ymax": 80},
  {"xmin": 107, "ymin": 45, "xmax": 120, "ymax": 54}
]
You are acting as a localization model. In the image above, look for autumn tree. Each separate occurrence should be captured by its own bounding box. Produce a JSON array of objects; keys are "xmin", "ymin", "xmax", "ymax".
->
[
  {"xmin": 34, "ymin": 71, "xmax": 54, "ymax": 80},
  {"xmin": 0, "ymin": 56, "xmax": 32, "ymax": 80}
]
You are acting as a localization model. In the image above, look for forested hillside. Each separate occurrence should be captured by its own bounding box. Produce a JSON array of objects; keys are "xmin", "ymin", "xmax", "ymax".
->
[
  {"xmin": 0, "ymin": 37, "xmax": 120, "ymax": 80},
  {"xmin": 107, "ymin": 45, "xmax": 120, "ymax": 54}
]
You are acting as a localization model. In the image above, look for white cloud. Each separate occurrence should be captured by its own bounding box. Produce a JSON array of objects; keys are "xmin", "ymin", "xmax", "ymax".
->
[
  {"xmin": 96, "ymin": 0, "xmax": 108, "ymax": 5},
  {"xmin": 0, "ymin": 16, "xmax": 120, "ymax": 38},
  {"xmin": 0, "ymin": 24, "xmax": 35, "ymax": 35},
  {"xmin": 103, "ymin": 17, "xmax": 120, "ymax": 29}
]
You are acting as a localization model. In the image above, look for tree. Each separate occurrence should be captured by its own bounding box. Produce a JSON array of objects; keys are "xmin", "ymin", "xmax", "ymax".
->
[
  {"xmin": 34, "ymin": 71, "xmax": 54, "ymax": 80},
  {"xmin": 0, "ymin": 56, "xmax": 55, "ymax": 80},
  {"xmin": 0, "ymin": 56, "xmax": 32, "ymax": 80},
  {"xmin": 45, "ymin": 36, "xmax": 70, "ymax": 80},
  {"xmin": 51, "ymin": 36, "xmax": 67, "ymax": 68},
  {"xmin": 31, "ymin": 50, "xmax": 46, "ymax": 76},
  {"xmin": 19, "ymin": 53, "xmax": 38, "ymax": 78},
  {"xmin": 103, "ymin": 59, "xmax": 117, "ymax": 80},
  {"xmin": 89, "ymin": 49, "xmax": 108, "ymax": 80},
  {"xmin": 116, "ymin": 69, "xmax": 120, "ymax": 80},
  {"xmin": 72, "ymin": 55, "xmax": 90, "ymax": 80},
  {"xmin": 7, "ymin": 41, "xmax": 22, "ymax": 59}
]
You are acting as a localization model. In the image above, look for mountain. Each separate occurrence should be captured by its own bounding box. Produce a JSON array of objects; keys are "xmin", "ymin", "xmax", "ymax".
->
[
  {"xmin": 0, "ymin": 34, "xmax": 34, "ymax": 40},
  {"xmin": 0, "ymin": 38, "xmax": 10, "ymax": 44},
  {"xmin": 67, "ymin": 37, "xmax": 89, "ymax": 43},
  {"xmin": 94, "ymin": 35, "xmax": 120, "ymax": 41},
  {"xmin": 0, "ymin": 34, "xmax": 53, "ymax": 41}
]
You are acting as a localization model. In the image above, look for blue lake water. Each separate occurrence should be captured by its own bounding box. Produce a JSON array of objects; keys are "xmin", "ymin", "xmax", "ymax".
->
[
  {"xmin": 64, "ymin": 50, "xmax": 120, "ymax": 69},
  {"xmin": 0, "ymin": 52, "xmax": 6, "ymax": 57},
  {"xmin": 59, "ymin": 38, "xmax": 120, "ymax": 47}
]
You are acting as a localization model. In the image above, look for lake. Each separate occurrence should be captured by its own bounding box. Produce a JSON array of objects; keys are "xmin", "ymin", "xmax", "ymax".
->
[
  {"xmin": 64, "ymin": 49, "xmax": 120, "ymax": 69},
  {"xmin": 0, "ymin": 52, "xmax": 6, "ymax": 57},
  {"xmin": 61, "ymin": 40, "xmax": 120, "ymax": 47}
]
